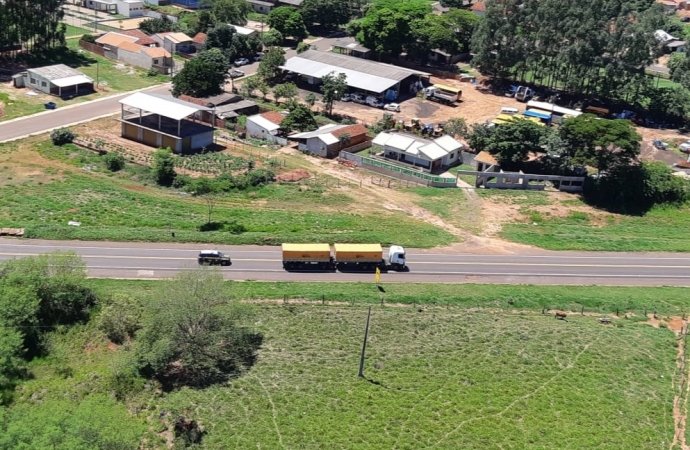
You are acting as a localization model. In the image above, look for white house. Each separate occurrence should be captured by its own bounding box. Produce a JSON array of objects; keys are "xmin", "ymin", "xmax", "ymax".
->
[
  {"xmin": 15, "ymin": 64, "xmax": 94, "ymax": 97},
  {"xmin": 289, "ymin": 123, "xmax": 370, "ymax": 158},
  {"xmin": 230, "ymin": 24, "xmax": 258, "ymax": 37},
  {"xmin": 153, "ymin": 32, "xmax": 196, "ymax": 54},
  {"xmin": 373, "ymin": 131, "xmax": 464, "ymax": 172},
  {"xmin": 246, "ymin": 111, "xmax": 288, "ymax": 145}
]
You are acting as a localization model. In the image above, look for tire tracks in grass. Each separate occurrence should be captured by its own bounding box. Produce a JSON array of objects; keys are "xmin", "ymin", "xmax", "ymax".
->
[
  {"xmin": 669, "ymin": 321, "xmax": 689, "ymax": 450},
  {"xmin": 430, "ymin": 338, "xmax": 597, "ymax": 448},
  {"xmin": 256, "ymin": 376, "xmax": 285, "ymax": 449}
]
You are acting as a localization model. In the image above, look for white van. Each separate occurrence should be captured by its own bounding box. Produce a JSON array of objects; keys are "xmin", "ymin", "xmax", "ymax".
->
[
  {"xmin": 365, "ymin": 96, "xmax": 383, "ymax": 108},
  {"xmin": 500, "ymin": 107, "xmax": 519, "ymax": 115}
]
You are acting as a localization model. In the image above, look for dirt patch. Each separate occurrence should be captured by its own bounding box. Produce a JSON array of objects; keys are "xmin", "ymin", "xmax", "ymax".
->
[
  {"xmin": 276, "ymin": 169, "xmax": 312, "ymax": 182},
  {"xmin": 107, "ymin": 341, "xmax": 118, "ymax": 351}
]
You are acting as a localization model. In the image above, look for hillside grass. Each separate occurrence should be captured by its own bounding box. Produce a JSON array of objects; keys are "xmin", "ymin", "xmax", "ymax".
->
[
  {"xmin": 9, "ymin": 297, "xmax": 676, "ymax": 449},
  {"xmin": 0, "ymin": 140, "xmax": 455, "ymax": 248}
]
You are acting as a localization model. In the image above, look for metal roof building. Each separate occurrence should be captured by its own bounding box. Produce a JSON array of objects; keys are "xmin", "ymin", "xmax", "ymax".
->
[
  {"xmin": 372, "ymin": 131, "xmax": 463, "ymax": 172},
  {"xmin": 18, "ymin": 64, "xmax": 94, "ymax": 97},
  {"xmin": 281, "ymin": 50, "xmax": 430, "ymax": 98},
  {"xmin": 118, "ymin": 93, "xmax": 215, "ymax": 153}
]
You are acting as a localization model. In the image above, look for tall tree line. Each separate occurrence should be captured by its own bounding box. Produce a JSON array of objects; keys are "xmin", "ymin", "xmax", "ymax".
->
[
  {"xmin": 0, "ymin": 0, "xmax": 66, "ymax": 57},
  {"xmin": 471, "ymin": 0, "xmax": 667, "ymax": 103}
]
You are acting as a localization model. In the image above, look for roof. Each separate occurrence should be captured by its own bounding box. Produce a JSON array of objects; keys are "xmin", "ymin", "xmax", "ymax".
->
[
  {"xmin": 372, "ymin": 131, "xmax": 463, "ymax": 161},
  {"xmin": 281, "ymin": 50, "xmax": 430, "ymax": 94},
  {"xmin": 260, "ymin": 110, "xmax": 287, "ymax": 126},
  {"xmin": 471, "ymin": 1, "xmax": 486, "ymax": 11},
  {"xmin": 192, "ymin": 32, "xmax": 207, "ymax": 44},
  {"xmin": 28, "ymin": 64, "xmax": 90, "ymax": 82},
  {"xmin": 248, "ymin": 113, "xmax": 282, "ymax": 132},
  {"xmin": 247, "ymin": 0, "xmax": 273, "ymax": 6},
  {"xmin": 523, "ymin": 109, "xmax": 551, "ymax": 120},
  {"xmin": 331, "ymin": 123, "xmax": 367, "ymax": 138},
  {"xmin": 118, "ymin": 29, "xmax": 157, "ymax": 46},
  {"xmin": 279, "ymin": 0, "xmax": 304, "ymax": 5},
  {"xmin": 142, "ymin": 46, "xmax": 171, "ymax": 58},
  {"xmin": 667, "ymin": 40, "xmax": 687, "ymax": 47},
  {"xmin": 332, "ymin": 39, "xmax": 371, "ymax": 54},
  {"xmin": 216, "ymin": 100, "xmax": 257, "ymax": 118},
  {"xmin": 52, "ymin": 74, "xmax": 94, "ymax": 87},
  {"xmin": 160, "ymin": 32, "xmax": 193, "ymax": 44},
  {"xmin": 474, "ymin": 151, "xmax": 498, "ymax": 166},
  {"xmin": 118, "ymin": 41, "xmax": 143, "ymax": 53},
  {"xmin": 95, "ymin": 32, "xmax": 138, "ymax": 47},
  {"xmin": 120, "ymin": 92, "xmax": 212, "ymax": 121},
  {"xmin": 230, "ymin": 24, "xmax": 256, "ymax": 35}
]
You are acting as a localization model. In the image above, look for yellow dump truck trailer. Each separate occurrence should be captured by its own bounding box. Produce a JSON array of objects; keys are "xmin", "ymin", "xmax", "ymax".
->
[
  {"xmin": 281, "ymin": 243, "xmax": 334, "ymax": 271},
  {"xmin": 333, "ymin": 244, "xmax": 383, "ymax": 264}
]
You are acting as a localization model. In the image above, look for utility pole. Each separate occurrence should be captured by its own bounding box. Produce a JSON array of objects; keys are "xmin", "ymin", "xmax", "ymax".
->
[{"xmin": 357, "ymin": 306, "xmax": 372, "ymax": 378}]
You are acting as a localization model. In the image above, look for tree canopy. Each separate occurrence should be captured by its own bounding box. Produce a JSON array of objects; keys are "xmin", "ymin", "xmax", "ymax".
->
[
  {"xmin": 320, "ymin": 71, "xmax": 347, "ymax": 116},
  {"xmin": 139, "ymin": 15, "xmax": 179, "ymax": 34},
  {"xmin": 136, "ymin": 269, "xmax": 261, "ymax": 389},
  {"xmin": 268, "ymin": 6, "xmax": 308, "ymax": 42},
  {"xmin": 281, "ymin": 104, "xmax": 318, "ymax": 132},
  {"xmin": 257, "ymin": 46, "xmax": 286, "ymax": 84},
  {"xmin": 0, "ymin": 0, "xmax": 66, "ymax": 57},
  {"xmin": 172, "ymin": 48, "xmax": 228, "ymax": 98},
  {"xmin": 348, "ymin": 0, "xmax": 431, "ymax": 56},
  {"xmin": 210, "ymin": 0, "xmax": 251, "ymax": 25},
  {"xmin": 484, "ymin": 119, "xmax": 546, "ymax": 165},
  {"xmin": 301, "ymin": 0, "xmax": 351, "ymax": 31}
]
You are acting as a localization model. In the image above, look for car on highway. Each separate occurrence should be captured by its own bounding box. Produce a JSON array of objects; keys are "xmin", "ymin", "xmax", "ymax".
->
[
  {"xmin": 229, "ymin": 69, "xmax": 245, "ymax": 78},
  {"xmin": 198, "ymin": 250, "xmax": 232, "ymax": 266},
  {"xmin": 234, "ymin": 58, "xmax": 250, "ymax": 67},
  {"xmin": 383, "ymin": 103, "xmax": 401, "ymax": 112}
]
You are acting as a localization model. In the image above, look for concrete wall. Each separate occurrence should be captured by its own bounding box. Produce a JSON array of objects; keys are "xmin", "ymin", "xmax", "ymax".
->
[
  {"xmin": 24, "ymin": 71, "xmax": 51, "ymax": 94},
  {"xmin": 190, "ymin": 131, "xmax": 214, "ymax": 151},
  {"xmin": 116, "ymin": 0, "xmax": 145, "ymax": 17},
  {"xmin": 456, "ymin": 170, "xmax": 585, "ymax": 192},
  {"xmin": 117, "ymin": 48, "xmax": 153, "ymax": 69}
]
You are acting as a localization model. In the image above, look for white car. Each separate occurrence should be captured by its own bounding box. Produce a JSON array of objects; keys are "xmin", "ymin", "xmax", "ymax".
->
[
  {"xmin": 680, "ymin": 140, "xmax": 690, "ymax": 153},
  {"xmin": 229, "ymin": 69, "xmax": 244, "ymax": 78},
  {"xmin": 234, "ymin": 58, "xmax": 250, "ymax": 66},
  {"xmin": 253, "ymin": 54, "xmax": 263, "ymax": 62},
  {"xmin": 383, "ymin": 103, "xmax": 401, "ymax": 112},
  {"xmin": 341, "ymin": 93, "xmax": 351, "ymax": 102}
]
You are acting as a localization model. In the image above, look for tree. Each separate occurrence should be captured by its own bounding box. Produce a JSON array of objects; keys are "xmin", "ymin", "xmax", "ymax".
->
[
  {"xmin": 301, "ymin": 0, "xmax": 350, "ymax": 31},
  {"xmin": 281, "ymin": 104, "xmax": 318, "ymax": 132},
  {"xmin": 257, "ymin": 46, "xmax": 286, "ymax": 84},
  {"xmin": 103, "ymin": 153, "xmax": 125, "ymax": 172},
  {"xmin": 296, "ymin": 42, "xmax": 311, "ymax": 53},
  {"xmin": 139, "ymin": 15, "xmax": 178, "ymax": 34},
  {"xmin": 320, "ymin": 71, "xmax": 347, "ymax": 116},
  {"xmin": 268, "ymin": 6, "xmax": 308, "ymax": 41},
  {"xmin": 262, "ymin": 29, "xmax": 284, "ymax": 47},
  {"xmin": 485, "ymin": 119, "xmax": 546, "ymax": 165},
  {"xmin": 152, "ymin": 148, "xmax": 177, "ymax": 186},
  {"xmin": 210, "ymin": 0, "xmax": 251, "ymax": 25},
  {"xmin": 305, "ymin": 93, "xmax": 317, "ymax": 107},
  {"xmin": 348, "ymin": 0, "xmax": 430, "ymax": 56},
  {"xmin": 136, "ymin": 269, "xmax": 261, "ymax": 388},
  {"xmin": 97, "ymin": 294, "xmax": 142, "ymax": 344},
  {"xmin": 560, "ymin": 114, "xmax": 641, "ymax": 174},
  {"xmin": 272, "ymin": 82, "xmax": 299, "ymax": 104},
  {"xmin": 0, "ymin": 0, "xmax": 66, "ymax": 57},
  {"xmin": 50, "ymin": 128, "xmax": 76, "ymax": 146},
  {"xmin": 188, "ymin": 177, "xmax": 221, "ymax": 224},
  {"xmin": 206, "ymin": 25, "xmax": 262, "ymax": 63},
  {"xmin": 172, "ymin": 49, "xmax": 228, "ymax": 98},
  {"xmin": 443, "ymin": 117, "xmax": 468, "ymax": 139},
  {"xmin": 465, "ymin": 122, "xmax": 495, "ymax": 153},
  {"xmin": 240, "ymin": 76, "xmax": 261, "ymax": 97},
  {"xmin": 187, "ymin": 9, "xmax": 214, "ymax": 35}
]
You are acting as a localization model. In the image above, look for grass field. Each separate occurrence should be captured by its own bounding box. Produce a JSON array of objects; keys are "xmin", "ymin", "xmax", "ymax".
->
[
  {"xmin": 92, "ymin": 279, "xmax": 690, "ymax": 316},
  {"xmin": 7, "ymin": 297, "xmax": 679, "ymax": 449},
  {"xmin": 0, "ymin": 140, "xmax": 455, "ymax": 247}
]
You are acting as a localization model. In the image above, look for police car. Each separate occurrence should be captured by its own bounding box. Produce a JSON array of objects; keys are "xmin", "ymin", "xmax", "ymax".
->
[{"xmin": 197, "ymin": 250, "xmax": 232, "ymax": 266}]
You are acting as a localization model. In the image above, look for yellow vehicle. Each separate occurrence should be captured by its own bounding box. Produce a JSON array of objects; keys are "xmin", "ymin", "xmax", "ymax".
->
[
  {"xmin": 281, "ymin": 243, "xmax": 407, "ymax": 272},
  {"xmin": 281, "ymin": 243, "xmax": 334, "ymax": 271}
]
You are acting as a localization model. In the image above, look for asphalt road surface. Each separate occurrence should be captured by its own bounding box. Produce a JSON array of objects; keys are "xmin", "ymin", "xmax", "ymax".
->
[{"xmin": 1, "ymin": 239, "xmax": 690, "ymax": 286}]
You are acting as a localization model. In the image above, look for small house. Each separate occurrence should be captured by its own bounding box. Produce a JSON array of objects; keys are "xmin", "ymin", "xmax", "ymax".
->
[
  {"xmin": 15, "ymin": 64, "xmax": 94, "ymax": 97},
  {"xmin": 230, "ymin": 25, "xmax": 258, "ymax": 37},
  {"xmin": 247, "ymin": 0, "xmax": 274, "ymax": 14},
  {"xmin": 192, "ymin": 32, "xmax": 207, "ymax": 52},
  {"xmin": 153, "ymin": 32, "xmax": 195, "ymax": 54},
  {"xmin": 289, "ymin": 123, "xmax": 370, "ymax": 158},
  {"xmin": 246, "ymin": 111, "xmax": 288, "ymax": 144},
  {"xmin": 470, "ymin": 1, "xmax": 486, "ymax": 16},
  {"xmin": 177, "ymin": 93, "xmax": 259, "ymax": 124},
  {"xmin": 373, "ymin": 131, "xmax": 464, "ymax": 173}
]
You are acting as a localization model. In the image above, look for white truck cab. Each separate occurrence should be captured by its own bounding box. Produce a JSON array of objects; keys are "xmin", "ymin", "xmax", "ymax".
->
[{"xmin": 387, "ymin": 245, "xmax": 406, "ymax": 269}]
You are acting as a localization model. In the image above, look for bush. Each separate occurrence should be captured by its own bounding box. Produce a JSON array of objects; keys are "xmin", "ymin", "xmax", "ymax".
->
[
  {"xmin": 172, "ymin": 174, "xmax": 193, "ymax": 189},
  {"xmin": 152, "ymin": 148, "xmax": 177, "ymax": 186},
  {"xmin": 97, "ymin": 294, "xmax": 142, "ymax": 344},
  {"xmin": 50, "ymin": 128, "xmax": 76, "ymax": 146},
  {"xmin": 80, "ymin": 34, "xmax": 98, "ymax": 43},
  {"xmin": 102, "ymin": 153, "xmax": 125, "ymax": 172},
  {"xmin": 146, "ymin": 67, "xmax": 159, "ymax": 77}
]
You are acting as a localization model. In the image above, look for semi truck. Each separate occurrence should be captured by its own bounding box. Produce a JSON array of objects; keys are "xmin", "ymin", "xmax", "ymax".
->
[
  {"xmin": 281, "ymin": 243, "xmax": 407, "ymax": 272},
  {"xmin": 423, "ymin": 84, "xmax": 461, "ymax": 105}
]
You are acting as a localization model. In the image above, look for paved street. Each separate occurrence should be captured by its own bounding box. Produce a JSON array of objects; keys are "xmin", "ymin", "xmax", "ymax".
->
[
  {"xmin": 2, "ymin": 239, "xmax": 690, "ymax": 286},
  {"xmin": 0, "ymin": 84, "xmax": 172, "ymax": 143}
]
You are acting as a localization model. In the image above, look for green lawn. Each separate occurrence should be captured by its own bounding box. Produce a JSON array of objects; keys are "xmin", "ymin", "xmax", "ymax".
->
[
  {"xmin": 7, "ymin": 294, "xmax": 677, "ymax": 449},
  {"xmin": 406, "ymin": 185, "xmax": 481, "ymax": 234},
  {"xmin": 0, "ymin": 141, "xmax": 455, "ymax": 247},
  {"xmin": 63, "ymin": 24, "xmax": 93, "ymax": 37}
]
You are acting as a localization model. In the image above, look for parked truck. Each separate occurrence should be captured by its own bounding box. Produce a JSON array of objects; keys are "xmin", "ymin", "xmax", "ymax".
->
[
  {"xmin": 423, "ymin": 84, "xmax": 461, "ymax": 105},
  {"xmin": 281, "ymin": 243, "xmax": 407, "ymax": 272}
]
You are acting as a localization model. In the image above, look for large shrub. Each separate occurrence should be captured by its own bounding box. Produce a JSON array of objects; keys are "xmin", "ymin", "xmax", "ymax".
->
[
  {"xmin": 102, "ymin": 153, "xmax": 126, "ymax": 172},
  {"xmin": 50, "ymin": 128, "xmax": 76, "ymax": 146}
]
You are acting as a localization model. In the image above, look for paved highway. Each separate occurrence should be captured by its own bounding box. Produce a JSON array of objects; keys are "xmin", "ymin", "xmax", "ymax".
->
[{"xmin": 1, "ymin": 239, "xmax": 690, "ymax": 286}]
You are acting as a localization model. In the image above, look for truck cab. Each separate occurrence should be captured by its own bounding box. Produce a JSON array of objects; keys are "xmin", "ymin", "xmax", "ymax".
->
[
  {"xmin": 387, "ymin": 245, "xmax": 406, "ymax": 270},
  {"xmin": 198, "ymin": 250, "xmax": 232, "ymax": 266}
]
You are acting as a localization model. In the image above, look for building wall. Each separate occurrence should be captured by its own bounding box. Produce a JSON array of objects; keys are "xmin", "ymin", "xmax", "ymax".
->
[
  {"xmin": 382, "ymin": 148, "xmax": 433, "ymax": 171},
  {"xmin": 441, "ymin": 150, "xmax": 461, "ymax": 167},
  {"xmin": 116, "ymin": 0, "xmax": 145, "ymax": 17},
  {"xmin": 249, "ymin": 2, "xmax": 272, "ymax": 13},
  {"xmin": 117, "ymin": 48, "xmax": 153, "ymax": 69},
  {"xmin": 24, "ymin": 71, "xmax": 52, "ymax": 94},
  {"xmin": 85, "ymin": 0, "xmax": 117, "ymax": 12},
  {"xmin": 246, "ymin": 119, "xmax": 286, "ymax": 144},
  {"xmin": 190, "ymin": 131, "xmax": 214, "ymax": 151}
]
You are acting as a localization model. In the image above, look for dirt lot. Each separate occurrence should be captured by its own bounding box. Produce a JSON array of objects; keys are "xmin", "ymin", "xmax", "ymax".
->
[{"xmin": 100, "ymin": 17, "xmax": 148, "ymax": 31}]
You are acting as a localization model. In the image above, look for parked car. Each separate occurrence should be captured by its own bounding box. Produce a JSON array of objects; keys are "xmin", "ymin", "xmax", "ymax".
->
[
  {"xmin": 365, "ymin": 96, "xmax": 383, "ymax": 108},
  {"xmin": 253, "ymin": 54, "xmax": 263, "ymax": 62},
  {"xmin": 229, "ymin": 69, "xmax": 245, "ymax": 78},
  {"xmin": 198, "ymin": 250, "xmax": 232, "ymax": 266},
  {"xmin": 234, "ymin": 58, "xmax": 250, "ymax": 66},
  {"xmin": 653, "ymin": 139, "xmax": 669, "ymax": 150},
  {"xmin": 383, "ymin": 103, "xmax": 401, "ymax": 112},
  {"xmin": 341, "ymin": 93, "xmax": 352, "ymax": 102},
  {"xmin": 680, "ymin": 141, "xmax": 690, "ymax": 153},
  {"xmin": 350, "ymin": 93, "xmax": 365, "ymax": 104}
]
